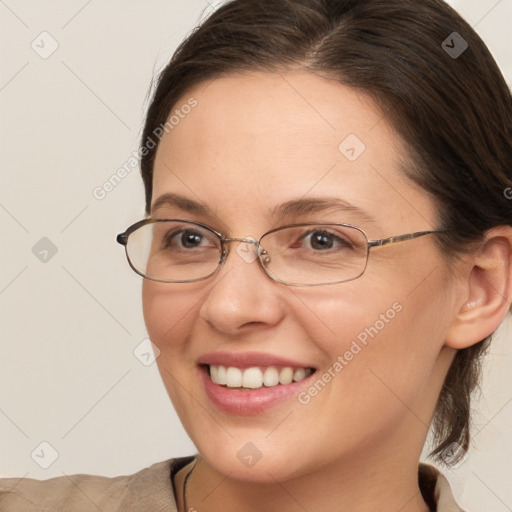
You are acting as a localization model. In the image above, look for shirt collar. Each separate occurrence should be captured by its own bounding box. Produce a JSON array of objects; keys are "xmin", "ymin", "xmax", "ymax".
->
[
  {"xmin": 419, "ymin": 463, "xmax": 466, "ymax": 511},
  {"xmin": 120, "ymin": 457, "xmax": 465, "ymax": 512}
]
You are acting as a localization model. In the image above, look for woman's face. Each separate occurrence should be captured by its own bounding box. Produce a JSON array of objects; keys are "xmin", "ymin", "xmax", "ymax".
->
[{"xmin": 143, "ymin": 70, "xmax": 458, "ymax": 481}]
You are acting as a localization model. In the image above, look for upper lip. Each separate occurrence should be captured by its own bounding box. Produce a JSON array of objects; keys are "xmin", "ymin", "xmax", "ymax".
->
[{"xmin": 197, "ymin": 351, "xmax": 315, "ymax": 369}]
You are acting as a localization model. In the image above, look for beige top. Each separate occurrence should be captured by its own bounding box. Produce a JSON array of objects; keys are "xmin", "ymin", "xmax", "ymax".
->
[{"xmin": 0, "ymin": 457, "xmax": 465, "ymax": 511}]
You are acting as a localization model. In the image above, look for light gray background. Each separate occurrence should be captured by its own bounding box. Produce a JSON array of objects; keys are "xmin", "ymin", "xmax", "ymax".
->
[{"xmin": 0, "ymin": 1, "xmax": 511, "ymax": 510}]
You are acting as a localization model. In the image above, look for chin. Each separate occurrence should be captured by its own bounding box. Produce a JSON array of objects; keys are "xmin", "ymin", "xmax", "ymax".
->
[{"xmin": 199, "ymin": 444, "xmax": 310, "ymax": 484}]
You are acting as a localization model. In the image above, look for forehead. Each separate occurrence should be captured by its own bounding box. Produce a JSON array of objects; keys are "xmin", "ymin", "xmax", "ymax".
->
[
  {"xmin": 158, "ymin": 70, "xmax": 385, "ymax": 163},
  {"xmin": 151, "ymin": 70, "xmax": 435, "ymax": 233}
]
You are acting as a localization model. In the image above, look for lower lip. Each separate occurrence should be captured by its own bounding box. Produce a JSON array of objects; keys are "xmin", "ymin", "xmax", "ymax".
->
[{"xmin": 200, "ymin": 366, "xmax": 315, "ymax": 415}]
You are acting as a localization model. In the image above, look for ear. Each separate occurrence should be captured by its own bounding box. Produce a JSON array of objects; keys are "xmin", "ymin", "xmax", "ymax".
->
[{"xmin": 445, "ymin": 226, "xmax": 512, "ymax": 349}]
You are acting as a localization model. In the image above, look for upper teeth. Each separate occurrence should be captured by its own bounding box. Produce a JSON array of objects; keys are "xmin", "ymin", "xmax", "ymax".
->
[{"xmin": 209, "ymin": 365, "xmax": 312, "ymax": 389}]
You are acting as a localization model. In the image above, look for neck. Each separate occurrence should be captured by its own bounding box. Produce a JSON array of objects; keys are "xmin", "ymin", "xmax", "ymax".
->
[{"xmin": 184, "ymin": 441, "xmax": 431, "ymax": 512}]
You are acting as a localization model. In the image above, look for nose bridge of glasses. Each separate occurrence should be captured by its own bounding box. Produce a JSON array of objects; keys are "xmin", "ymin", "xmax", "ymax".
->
[
  {"xmin": 220, "ymin": 236, "xmax": 267, "ymax": 264},
  {"xmin": 222, "ymin": 236, "xmax": 260, "ymax": 246},
  {"xmin": 224, "ymin": 237, "xmax": 261, "ymax": 252}
]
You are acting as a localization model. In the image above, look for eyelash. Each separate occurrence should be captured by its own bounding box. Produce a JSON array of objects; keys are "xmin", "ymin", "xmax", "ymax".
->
[
  {"xmin": 295, "ymin": 229, "xmax": 354, "ymax": 250},
  {"xmin": 163, "ymin": 227, "xmax": 354, "ymax": 252}
]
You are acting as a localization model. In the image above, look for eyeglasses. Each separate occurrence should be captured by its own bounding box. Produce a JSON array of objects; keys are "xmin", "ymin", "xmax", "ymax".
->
[{"xmin": 116, "ymin": 218, "xmax": 446, "ymax": 287}]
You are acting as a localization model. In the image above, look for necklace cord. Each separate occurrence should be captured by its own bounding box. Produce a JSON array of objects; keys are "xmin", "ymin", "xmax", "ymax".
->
[{"xmin": 181, "ymin": 457, "xmax": 197, "ymax": 512}]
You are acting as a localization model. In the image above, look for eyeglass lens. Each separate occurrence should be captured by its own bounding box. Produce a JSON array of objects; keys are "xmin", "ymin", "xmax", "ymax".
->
[{"xmin": 125, "ymin": 220, "xmax": 369, "ymax": 285}]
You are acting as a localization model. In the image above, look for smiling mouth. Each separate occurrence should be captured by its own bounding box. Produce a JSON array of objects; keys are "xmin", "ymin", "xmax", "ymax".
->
[{"xmin": 205, "ymin": 364, "xmax": 315, "ymax": 390}]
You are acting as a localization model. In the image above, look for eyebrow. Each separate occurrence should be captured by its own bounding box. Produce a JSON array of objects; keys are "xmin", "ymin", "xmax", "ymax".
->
[
  {"xmin": 271, "ymin": 197, "xmax": 377, "ymax": 225},
  {"xmin": 151, "ymin": 192, "xmax": 213, "ymax": 217},
  {"xmin": 151, "ymin": 192, "xmax": 377, "ymax": 226}
]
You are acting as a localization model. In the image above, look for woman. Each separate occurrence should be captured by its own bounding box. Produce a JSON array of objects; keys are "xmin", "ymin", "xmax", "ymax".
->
[{"xmin": 1, "ymin": 0, "xmax": 511, "ymax": 510}]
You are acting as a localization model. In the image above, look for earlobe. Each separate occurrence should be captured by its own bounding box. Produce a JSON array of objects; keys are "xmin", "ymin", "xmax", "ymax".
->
[{"xmin": 445, "ymin": 227, "xmax": 512, "ymax": 350}]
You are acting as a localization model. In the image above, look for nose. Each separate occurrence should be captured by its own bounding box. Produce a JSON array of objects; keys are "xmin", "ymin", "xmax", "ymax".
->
[{"xmin": 199, "ymin": 239, "xmax": 285, "ymax": 336}]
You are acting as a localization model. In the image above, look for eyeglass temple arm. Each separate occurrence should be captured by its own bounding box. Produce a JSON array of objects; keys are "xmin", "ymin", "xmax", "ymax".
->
[
  {"xmin": 117, "ymin": 233, "xmax": 128, "ymax": 245},
  {"xmin": 116, "ymin": 219, "xmax": 156, "ymax": 246},
  {"xmin": 368, "ymin": 230, "xmax": 446, "ymax": 248}
]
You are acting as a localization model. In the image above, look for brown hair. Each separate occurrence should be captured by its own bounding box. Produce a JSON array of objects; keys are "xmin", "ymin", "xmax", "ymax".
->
[{"xmin": 139, "ymin": 0, "xmax": 512, "ymax": 464}]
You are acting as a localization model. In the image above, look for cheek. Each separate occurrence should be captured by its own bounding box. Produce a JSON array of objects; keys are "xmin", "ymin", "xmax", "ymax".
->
[
  {"xmin": 142, "ymin": 280, "xmax": 204, "ymax": 423},
  {"xmin": 298, "ymin": 266, "xmax": 450, "ymax": 420},
  {"xmin": 142, "ymin": 280, "xmax": 199, "ymax": 350}
]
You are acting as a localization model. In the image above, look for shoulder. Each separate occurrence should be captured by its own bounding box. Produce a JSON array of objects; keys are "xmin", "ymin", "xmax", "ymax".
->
[
  {"xmin": 0, "ymin": 456, "xmax": 194, "ymax": 512},
  {"xmin": 418, "ymin": 463, "xmax": 466, "ymax": 512}
]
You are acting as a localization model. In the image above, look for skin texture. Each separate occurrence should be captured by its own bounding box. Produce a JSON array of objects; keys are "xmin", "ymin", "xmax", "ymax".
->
[{"xmin": 142, "ymin": 71, "xmax": 512, "ymax": 512}]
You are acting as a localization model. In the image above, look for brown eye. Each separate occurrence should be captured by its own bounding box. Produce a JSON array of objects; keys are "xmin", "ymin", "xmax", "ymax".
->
[
  {"xmin": 300, "ymin": 230, "xmax": 353, "ymax": 251},
  {"xmin": 164, "ymin": 229, "xmax": 210, "ymax": 250}
]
